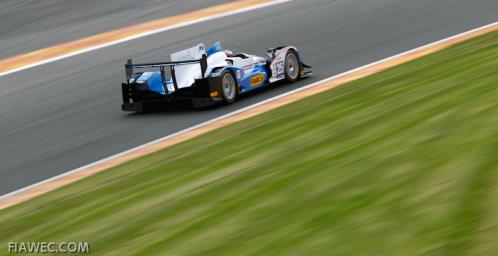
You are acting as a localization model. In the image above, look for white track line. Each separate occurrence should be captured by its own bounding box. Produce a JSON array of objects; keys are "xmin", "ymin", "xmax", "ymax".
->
[
  {"xmin": 0, "ymin": 0, "xmax": 291, "ymax": 77},
  {"xmin": 0, "ymin": 21, "xmax": 496, "ymax": 201}
]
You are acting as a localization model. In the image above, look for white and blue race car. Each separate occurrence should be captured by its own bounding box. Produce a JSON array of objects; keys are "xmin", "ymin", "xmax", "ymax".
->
[{"xmin": 121, "ymin": 42, "xmax": 311, "ymax": 111}]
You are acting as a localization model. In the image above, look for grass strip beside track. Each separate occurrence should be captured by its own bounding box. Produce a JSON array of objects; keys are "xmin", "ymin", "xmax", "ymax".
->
[{"xmin": 1, "ymin": 31, "xmax": 497, "ymax": 255}]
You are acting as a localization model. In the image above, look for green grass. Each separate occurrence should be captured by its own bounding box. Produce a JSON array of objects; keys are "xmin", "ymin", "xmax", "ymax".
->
[{"xmin": 1, "ymin": 31, "xmax": 498, "ymax": 256}]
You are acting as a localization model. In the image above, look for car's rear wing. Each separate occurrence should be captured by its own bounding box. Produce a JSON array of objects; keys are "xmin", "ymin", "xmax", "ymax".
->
[{"xmin": 124, "ymin": 54, "xmax": 208, "ymax": 91}]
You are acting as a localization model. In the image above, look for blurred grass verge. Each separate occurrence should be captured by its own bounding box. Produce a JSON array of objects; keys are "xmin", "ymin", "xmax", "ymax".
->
[{"xmin": 1, "ymin": 31, "xmax": 497, "ymax": 255}]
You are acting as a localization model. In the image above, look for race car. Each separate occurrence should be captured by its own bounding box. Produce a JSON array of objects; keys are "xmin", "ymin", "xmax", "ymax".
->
[{"xmin": 121, "ymin": 42, "xmax": 311, "ymax": 112}]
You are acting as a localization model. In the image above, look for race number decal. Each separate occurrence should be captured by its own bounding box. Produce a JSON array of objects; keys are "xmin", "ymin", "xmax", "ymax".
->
[
  {"xmin": 250, "ymin": 74, "xmax": 264, "ymax": 87},
  {"xmin": 276, "ymin": 61, "xmax": 284, "ymax": 77}
]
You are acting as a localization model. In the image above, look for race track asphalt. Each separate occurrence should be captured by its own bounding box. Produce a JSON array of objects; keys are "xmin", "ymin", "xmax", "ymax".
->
[
  {"xmin": 0, "ymin": 0, "xmax": 232, "ymax": 59},
  {"xmin": 0, "ymin": 0, "xmax": 497, "ymax": 195}
]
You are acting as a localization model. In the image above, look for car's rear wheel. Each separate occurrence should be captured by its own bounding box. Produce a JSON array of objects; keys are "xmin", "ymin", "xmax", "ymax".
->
[
  {"xmin": 284, "ymin": 50, "xmax": 300, "ymax": 82},
  {"xmin": 221, "ymin": 71, "xmax": 237, "ymax": 104}
]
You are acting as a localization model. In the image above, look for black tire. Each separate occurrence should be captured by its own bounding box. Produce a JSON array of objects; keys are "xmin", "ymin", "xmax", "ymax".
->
[
  {"xmin": 284, "ymin": 50, "xmax": 300, "ymax": 82},
  {"xmin": 220, "ymin": 70, "xmax": 237, "ymax": 104}
]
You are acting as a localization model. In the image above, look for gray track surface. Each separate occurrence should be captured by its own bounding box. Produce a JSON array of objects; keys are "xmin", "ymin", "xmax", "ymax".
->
[
  {"xmin": 0, "ymin": 0, "xmax": 232, "ymax": 59},
  {"xmin": 0, "ymin": 0, "xmax": 497, "ymax": 195}
]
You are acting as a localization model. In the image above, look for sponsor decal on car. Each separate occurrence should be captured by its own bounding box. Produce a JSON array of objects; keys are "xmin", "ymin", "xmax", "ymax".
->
[{"xmin": 250, "ymin": 74, "xmax": 264, "ymax": 87}]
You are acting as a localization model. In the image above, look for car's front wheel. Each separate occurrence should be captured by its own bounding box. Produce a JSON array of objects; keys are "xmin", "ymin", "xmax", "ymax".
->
[
  {"xmin": 284, "ymin": 50, "xmax": 300, "ymax": 82},
  {"xmin": 221, "ymin": 71, "xmax": 237, "ymax": 104}
]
